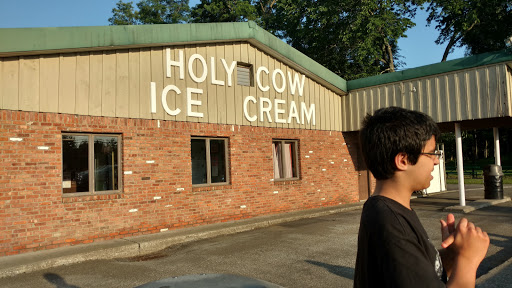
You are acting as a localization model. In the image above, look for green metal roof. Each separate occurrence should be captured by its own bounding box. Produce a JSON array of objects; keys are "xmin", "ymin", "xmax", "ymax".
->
[
  {"xmin": 0, "ymin": 21, "xmax": 347, "ymax": 93},
  {"xmin": 348, "ymin": 49, "xmax": 512, "ymax": 90}
]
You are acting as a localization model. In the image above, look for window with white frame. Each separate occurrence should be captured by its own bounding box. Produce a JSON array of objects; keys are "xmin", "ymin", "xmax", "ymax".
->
[
  {"xmin": 191, "ymin": 137, "xmax": 229, "ymax": 185},
  {"xmin": 272, "ymin": 139, "xmax": 299, "ymax": 180},
  {"xmin": 62, "ymin": 133, "xmax": 121, "ymax": 194}
]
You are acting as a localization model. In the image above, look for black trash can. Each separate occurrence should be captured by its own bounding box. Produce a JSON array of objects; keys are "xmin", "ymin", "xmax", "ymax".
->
[{"xmin": 483, "ymin": 164, "xmax": 504, "ymax": 199}]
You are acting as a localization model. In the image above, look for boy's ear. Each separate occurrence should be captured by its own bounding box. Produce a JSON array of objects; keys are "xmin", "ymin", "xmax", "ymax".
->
[{"xmin": 394, "ymin": 152, "xmax": 409, "ymax": 171}]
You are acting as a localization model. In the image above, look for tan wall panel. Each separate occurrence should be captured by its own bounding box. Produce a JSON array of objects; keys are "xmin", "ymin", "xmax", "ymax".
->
[
  {"xmin": 184, "ymin": 45, "xmax": 199, "ymax": 123},
  {"xmin": 233, "ymin": 43, "xmax": 243, "ymax": 126},
  {"xmin": 165, "ymin": 46, "xmax": 179, "ymax": 122},
  {"xmin": 89, "ymin": 52, "xmax": 103, "ymax": 116},
  {"xmin": 116, "ymin": 50, "xmax": 129, "ymax": 118},
  {"xmin": 19, "ymin": 56, "xmax": 40, "ymax": 111},
  {"xmin": 59, "ymin": 54, "xmax": 76, "ymax": 114},
  {"xmin": 488, "ymin": 65, "xmax": 501, "ymax": 116},
  {"xmin": 196, "ymin": 45, "xmax": 208, "ymax": 123},
  {"xmin": 76, "ymin": 52, "xmax": 90, "ymax": 115},
  {"xmin": 0, "ymin": 58, "xmax": 20, "ymax": 110},
  {"xmin": 215, "ymin": 44, "xmax": 227, "ymax": 125},
  {"xmin": 39, "ymin": 55, "xmax": 59, "ymax": 113},
  {"xmin": 139, "ymin": 48, "xmax": 152, "ymax": 119},
  {"xmin": 175, "ymin": 46, "xmax": 187, "ymax": 122},
  {"xmin": 3, "ymin": 42, "xmax": 341, "ymax": 131},
  {"xmin": 206, "ymin": 45, "xmax": 218, "ymax": 124},
  {"xmin": 150, "ymin": 48, "xmax": 164, "ymax": 120},
  {"xmin": 102, "ymin": 51, "xmax": 116, "ymax": 117},
  {"xmin": 267, "ymin": 54, "xmax": 277, "ymax": 129},
  {"xmin": 248, "ymin": 44, "xmax": 257, "ymax": 127},
  {"xmin": 224, "ymin": 44, "xmax": 236, "ymax": 125},
  {"xmin": 128, "ymin": 49, "xmax": 140, "ymax": 118},
  {"xmin": 240, "ymin": 43, "xmax": 250, "ymax": 126}
]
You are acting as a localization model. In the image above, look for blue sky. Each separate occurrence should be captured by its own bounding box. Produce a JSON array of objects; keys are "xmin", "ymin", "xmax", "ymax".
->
[{"xmin": 0, "ymin": 0, "xmax": 465, "ymax": 70}]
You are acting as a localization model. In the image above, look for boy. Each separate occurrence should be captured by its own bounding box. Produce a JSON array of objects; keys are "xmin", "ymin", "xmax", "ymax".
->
[{"xmin": 354, "ymin": 107, "xmax": 489, "ymax": 287}]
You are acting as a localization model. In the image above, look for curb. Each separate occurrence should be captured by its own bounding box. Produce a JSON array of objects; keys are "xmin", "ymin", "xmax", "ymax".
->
[
  {"xmin": 0, "ymin": 202, "xmax": 363, "ymax": 278},
  {"xmin": 444, "ymin": 197, "xmax": 511, "ymax": 213}
]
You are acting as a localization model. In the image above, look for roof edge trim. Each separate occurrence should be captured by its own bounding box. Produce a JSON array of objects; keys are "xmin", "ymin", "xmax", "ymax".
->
[
  {"xmin": 0, "ymin": 21, "xmax": 347, "ymax": 93},
  {"xmin": 347, "ymin": 49, "xmax": 512, "ymax": 90}
]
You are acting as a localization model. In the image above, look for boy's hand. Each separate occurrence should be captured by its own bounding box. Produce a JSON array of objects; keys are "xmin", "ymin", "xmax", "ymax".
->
[
  {"xmin": 441, "ymin": 213, "xmax": 456, "ymax": 247},
  {"xmin": 441, "ymin": 217, "xmax": 490, "ymax": 266}
]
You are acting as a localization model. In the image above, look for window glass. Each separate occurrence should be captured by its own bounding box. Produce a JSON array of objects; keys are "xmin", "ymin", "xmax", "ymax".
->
[
  {"xmin": 210, "ymin": 140, "xmax": 226, "ymax": 183},
  {"xmin": 273, "ymin": 140, "xmax": 299, "ymax": 180},
  {"xmin": 191, "ymin": 137, "xmax": 228, "ymax": 185},
  {"xmin": 94, "ymin": 136, "xmax": 118, "ymax": 191},
  {"xmin": 191, "ymin": 139, "xmax": 207, "ymax": 184},
  {"xmin": 62, "ymin": 133, "xmax": 121, "ymax": 195},
  {"xmin": 62, "ymin": 135, "xmax": 89, "ymax": 193}
]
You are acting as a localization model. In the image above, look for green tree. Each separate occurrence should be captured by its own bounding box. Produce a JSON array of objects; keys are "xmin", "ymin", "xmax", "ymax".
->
[
  {"xmin": 190, "ymin": 0, "xmax": 258, "ymax": 23},
  {"xmin": 108, "ymin": 0, "xmax": 190, "ymax": 25},
  {"xmin": 109, "ymin": 1, "xmax": 139, "ymax": 25},
  {"xmin": 265, "ymin": 0, "xmax": 421, "ymax": 79},
  {"xmin": 427, "ymin": 0, "xmax": 512, "ymax": 61}
]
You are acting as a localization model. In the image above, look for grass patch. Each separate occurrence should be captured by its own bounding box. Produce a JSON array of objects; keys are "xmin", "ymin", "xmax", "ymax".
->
[{"xmin": 445, "ymin": 176, "xmax": 512, "ymax": 185}]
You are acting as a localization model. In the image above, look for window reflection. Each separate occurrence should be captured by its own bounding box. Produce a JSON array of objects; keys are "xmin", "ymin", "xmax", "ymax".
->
[{"xmin": 62, "ymin": 135, "xmax": 89, "ymax": 193}]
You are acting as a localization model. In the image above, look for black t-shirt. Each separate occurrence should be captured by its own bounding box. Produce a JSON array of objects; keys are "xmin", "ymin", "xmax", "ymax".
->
[{"xmin": 354, "ymin": 195, "xmax": 445, "ymax": 288}]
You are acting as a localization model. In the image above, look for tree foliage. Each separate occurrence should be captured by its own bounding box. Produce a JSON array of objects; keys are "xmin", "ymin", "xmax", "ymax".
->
[
  {"xmin": 108, "ymin": 0, "xmax": 190, "ymax": 25},
  {"xmin": 427, "ymin": 0, "xmax": 512, "ymax": 61},
  {"xmin": 108, "ymin": 0, "xmax": 421, "ymax": 78},
  {"xmin": 190, "ymin": 0, "xmax": 258, "ymax": 23}
]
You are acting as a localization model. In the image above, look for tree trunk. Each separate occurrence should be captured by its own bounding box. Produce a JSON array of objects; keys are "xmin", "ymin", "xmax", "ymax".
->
[{"xmin": 384, "ymin": 41, "xmax": 395, "ymax": 72}]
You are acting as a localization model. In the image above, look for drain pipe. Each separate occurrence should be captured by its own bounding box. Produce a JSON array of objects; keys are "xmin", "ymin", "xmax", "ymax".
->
[{"xmin": 455, "ymin": 123, "xmax": 466, "ymax": 206}]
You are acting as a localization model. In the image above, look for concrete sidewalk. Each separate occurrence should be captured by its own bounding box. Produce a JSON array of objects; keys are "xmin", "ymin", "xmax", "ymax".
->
[{"xmin": 0, "ymin": 202, "xmax": 364, "ymax": 278}]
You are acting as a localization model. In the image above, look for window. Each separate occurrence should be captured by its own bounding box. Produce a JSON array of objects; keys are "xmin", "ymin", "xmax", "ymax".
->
[
  {"xmin": 62, "ymin": 133, "xmax": 121, "ymax": 195},
  {"xmin": 237, "ymin": 62, "xmax": 254, "ymax": 86},
  {"xmin": 191, "ymin": 137, "xmax": 229, "ymax": 186},
  {"xmin": 273, "ymin": 140, "xmax": 299, "ymax": 180}
]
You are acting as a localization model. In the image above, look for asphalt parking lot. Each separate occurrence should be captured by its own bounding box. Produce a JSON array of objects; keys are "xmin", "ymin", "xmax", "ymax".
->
[{"xmin": 0, "ymin": 184, "xmax": 511, "ymax": 287}]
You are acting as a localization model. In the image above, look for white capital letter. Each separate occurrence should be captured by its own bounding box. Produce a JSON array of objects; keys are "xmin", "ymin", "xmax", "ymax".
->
[
  {"xmin": 210, "ymin": 57, "xmax": 225, "ymax": 86},
  {"xmin": 166, "ymin": 49, "xmax": 184, "ymax": 79},
  {"xmin": 221, "ymin": 59, "xmax": 236, "ymax": 87},
  {"xmin": 272, "ymin": 69, "xmax": 286, "ymax": 93},
  {"xmin": 288, "ymin": 72, "xmax": 305, "ymax": 96},
  {"xmin": 187, "ymin": 88, "xmax": 204, "ymax": 118},
  {"xmin": 243, "ymin": 96, "xmax": 257, "ymax": 122},
  {"xmin": 188, "ymin": 54, "xmax": 207, "ymax": 83},
  {"xmin": 274, "ymin": 98, "xmax": 286, "ymax": 123},
  {"xmin": 151, "ymin": 82, "xmax": 157, "ymax": 113},
  {"xmin": 256, "ymin": 66, "xmax": 270, "ymax": 92},
  {"xmin": 301, "ymin": 102, "xmax": 315, "ymax": 126},
  {"xmin": 161, "ymin": 85, "xmax": 181, "ymax": 116},
  {"xmin": 259, "ymin": 97, "xmax": 272, "ymax": 122},
  {"xmin": 288, "ymin": 101, "xmax": 300, "ymax": 124}
]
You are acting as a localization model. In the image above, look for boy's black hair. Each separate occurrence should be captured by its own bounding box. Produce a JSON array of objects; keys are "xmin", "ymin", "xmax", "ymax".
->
[{"xmin": 360, "ymin": 106, "xmax": 441, "ymax": 180}]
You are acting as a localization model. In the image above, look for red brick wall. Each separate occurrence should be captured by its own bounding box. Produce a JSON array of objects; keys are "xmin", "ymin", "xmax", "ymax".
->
[{"xmin": 0, "ymin": 110, "xmax": 360, "ymax": 256}]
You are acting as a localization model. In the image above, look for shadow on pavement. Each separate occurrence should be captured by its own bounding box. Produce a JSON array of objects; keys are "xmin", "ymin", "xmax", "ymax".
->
[
  {"xmin": 43, "ymin": 273, "xmax": 80, "ymax": 288},
  {"xmin": 305, "ymin": 260, "xmax": 354, "ymax": 280}
]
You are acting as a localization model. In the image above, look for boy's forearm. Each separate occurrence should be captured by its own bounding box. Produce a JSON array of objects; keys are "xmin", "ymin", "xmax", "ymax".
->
[{"xmin": 446, "ymin": 259, "xmax": 479, "ymax": 288}]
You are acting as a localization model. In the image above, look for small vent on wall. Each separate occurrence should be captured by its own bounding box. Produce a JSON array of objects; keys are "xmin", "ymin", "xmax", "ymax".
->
[{"xmin": 237, "ymin": 62, "xmax": 254, "ymax": 87}]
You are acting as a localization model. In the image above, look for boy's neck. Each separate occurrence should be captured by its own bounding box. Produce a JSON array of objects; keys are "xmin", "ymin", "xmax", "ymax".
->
[{"xmin": 373, "ymin": 179, "xmax": 413, "ymax": 210}]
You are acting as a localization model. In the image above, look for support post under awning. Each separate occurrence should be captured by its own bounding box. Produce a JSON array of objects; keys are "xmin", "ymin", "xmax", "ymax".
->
[
  {"xmin": 455, "ymin": 123, "xmax": 466, "ymax": 206},
  {"xmin": 494, "ymin": 127, "xmax": 501, "ymax": 166}
]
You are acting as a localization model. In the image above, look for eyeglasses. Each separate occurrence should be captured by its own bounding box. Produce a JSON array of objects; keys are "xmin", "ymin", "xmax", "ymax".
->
[{"xmin": 420, "ymin": 151, "xmax": 442, "ymax": 160}]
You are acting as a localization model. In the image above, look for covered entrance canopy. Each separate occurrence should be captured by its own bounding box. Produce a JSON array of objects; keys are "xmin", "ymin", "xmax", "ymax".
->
[{"xmin": 344, "ymin": 50, "xmax": 512, "ymax": 205}]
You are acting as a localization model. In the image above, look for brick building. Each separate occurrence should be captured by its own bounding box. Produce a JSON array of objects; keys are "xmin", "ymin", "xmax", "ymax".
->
[
  {"xmin": 2, "ymin": 21, "xmax": 511, "ymax": 258},
  {"xmin": 0, "ymin": 22, "xmax": 360, "ymax": 257}
]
